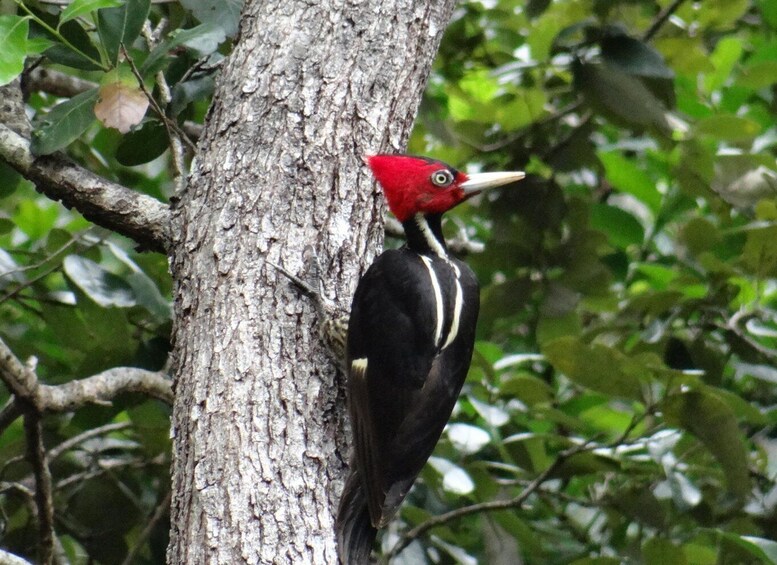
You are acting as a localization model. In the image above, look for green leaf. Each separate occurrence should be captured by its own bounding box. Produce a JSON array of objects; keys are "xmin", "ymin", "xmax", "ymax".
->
[
  {"xmin": 737, "ymin": 60, "xmax": 777, "ymax": 89},
  {"xmin": 611, "ymin": 487, "xmax": 667, "ymax": 529},
  {"xmin": 13, "ymin": 199, "xmax": 58, "ymax": 241},
  {"xmin": 105, "ymin": 242, "xmax": 171, "ymax": 320},
  {"xmin": 63, "ymin": 255, "xmax": 137, "ymax": 308},
  {"xmin": 643, "ymin": 538, "xmax": 687, "ymax": 565},
  {"xmin": 42, "ymin": 19, "xmax": 103, "ymax": 71},
  {"xmin": 31, "ymin": 88, "xmax": 98, "ymax": 155},
  {"xmin": 536, "ymin": 310, "xmax": 581, "ymax": 345},
  {"xmin": 693, "ymin": 115, "xmax": 761, "ymax": 142},
  {"xmin": 0, "ymin": 15, "xmax": 28, "ymax": 86},
  {"xmin": 180, "ymin": 0, "xmax": 243, "ymax": 38},
  {"xmin": 740, "ymin": 536, "xmax": 777, "ymax": 564},
  {"xmin": 495, "ymin": 88, "xmax": 547, "ymax": 131},
  {"xmin": 499, "ymin": 373, "xmax": 554, "ymax": 406},
  {"xmin": 598, "ymin": 151, "xmax": 661, "ymax": 212},
  {"xmin": 601, "ymin": 34, "xmax": 674, "ymax": 79},
  {"xmin": 663, "ymin": 389, "xmax": 750, "ymax": 498},
  {"xmin": 741, "ymin": 224, "xmax": 777, "ymax": 277},
  {"xmin": 655, "ymin": 37, "xmax": 714, "ymax": 74},
  {"xmin": 543, "ymin": 337, "xmax": 644, "ymax": 400},
  {"xmin": 171, "ymin": 76, "xmax": 215, "ymax": 117},
  {"xmin": 574, "ymin": 61, "xmax": 671, "ymax": 134},
  {"xmin": 140, "ymin": 23, "xmax": 225, "ymax": 74},
  {"xmin": 758, "ymin": 0, "xmax": 777, "ymax": 28},
  {"xmin": 679, "ymin": 217, "xmax": 721, "ymax": 256},
  {"xmin": 176, "ymin": 22, "xmax": 226, "ymax": 56},
  {"xmin": 115, "ymin": 121, "xmax": 169, "ymax": 165},
  {"xmin": 590, "ymin": 203, "xmax": 645, "ymax": 249},
  {"xmin": 703, "ymin": 36, "xmax": 743, "ymax": 93},
  {"xmin": 718, "ymin": 532, "xmax": 777, "ymax": 564},
  {"xmin": 60, "ymin": 0, "xmax": 123, "ymax": 26},
  {"xmin": 97, "ymin": 0, "xmax": 151, "ymax": 65}
]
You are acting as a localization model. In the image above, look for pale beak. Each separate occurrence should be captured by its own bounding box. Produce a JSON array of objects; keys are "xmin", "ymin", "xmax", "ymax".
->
[{"xmin": 460, "ymin": 171, "xmax": 525, "ymax": 196}]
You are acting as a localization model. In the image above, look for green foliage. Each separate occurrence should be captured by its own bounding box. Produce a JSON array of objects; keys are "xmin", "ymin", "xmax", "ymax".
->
[
  {"xmin": 0, "ymin": 15, "xmax": 29, "ymax": 85},
  {"xmin": 397, "ymin": 0, "xmax": 777, "ymax": 563}
]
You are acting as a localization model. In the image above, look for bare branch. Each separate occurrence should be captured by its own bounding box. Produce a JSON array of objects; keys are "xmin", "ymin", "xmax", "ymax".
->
[
  {"xmin": 39, "ymin": 367, "xmax": 173, "ymax": 410},
  {"xmin": 643, "ymin": 0, "xmax": 687, "ymax": 41},
  {"xmin": 0, "ymin": 398, "xmax": 22, "ymax": 435},
  {"xmin": 0, "ymin": 337, "xmax": 173, "ymax": 412},
  {"xmin": 387, "ymin": 440, "xmax": 595, "ymax": 559},
  {"xmin": 140, "ymin": 22, "xmax": 189, "ymax": 192},
  {"xmin": 48, "ymin": 422, "xmax": 133, "ymax": 461},
  {"xmin": 723, "ymin": 310, "xmax": 777, "ymax": 363},
  {"xmin": 23, "ymin": 410, "xmax": 55, "ymax": 565},
  {"xmin": 0, "ymin": 124, "xmax": 171, "ymax": 253},
  {"xmin": 0, "ymin": 339, "xmax": 43, "ymax": 410},
  {"xmin": 25, "ymin": 68, "xmax": 96, "ymax": 99}
]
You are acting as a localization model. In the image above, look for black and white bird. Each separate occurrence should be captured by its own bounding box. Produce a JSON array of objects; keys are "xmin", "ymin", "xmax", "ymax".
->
[{"xmin": 337, "ymin": 154, "xmax": 524, "ymax": 564}]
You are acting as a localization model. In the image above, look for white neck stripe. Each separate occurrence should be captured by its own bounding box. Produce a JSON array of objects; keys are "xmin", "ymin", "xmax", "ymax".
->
[
  {"xmin": 414, "ymin": 214, "xmax": 447, "ymax": 258},
  {"xmin": 442, "ymin": 275, "xmax": 463, "ymax": 350},
  {"xmin": 419, "ymin": 255, "xmax": 444, "ymax": 347}
]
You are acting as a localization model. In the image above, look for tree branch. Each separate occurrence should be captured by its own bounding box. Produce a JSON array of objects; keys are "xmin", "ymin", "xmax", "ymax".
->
[
  {"xmin": 0, "ymin": 124, "xmax": 171, "ymax": 253},
  {"xmin": 643, "ymin": 0, "xmax": 687, "ymax": 41},
  {"xmin": 386, "ymin": 440, "xmax": 595, "ymax": 559},
  {"xmin": 0, "ymin": 337, "xmax": 173, "ymax": 412},
  {"xmin": 43, "ymin": 367, "xmax": 173, "ymax": 409},
  {"xmin": 22, "ymin": 409, "xmax": 55, "ymax": 565},
  {"xmin": 48, "ymin": 422, "xmax": 133, "ymax": 461}
]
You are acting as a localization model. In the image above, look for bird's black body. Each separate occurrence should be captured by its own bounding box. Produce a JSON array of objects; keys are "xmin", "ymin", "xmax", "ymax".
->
[{"xmin": 336, "ymin": 213, "xmax": 480, "ymax": 564}]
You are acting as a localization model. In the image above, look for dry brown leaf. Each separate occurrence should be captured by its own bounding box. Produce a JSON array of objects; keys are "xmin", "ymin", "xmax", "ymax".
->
[{"xmin": 94, "ymin": 82, "xmax": 149, "ymax": 134}]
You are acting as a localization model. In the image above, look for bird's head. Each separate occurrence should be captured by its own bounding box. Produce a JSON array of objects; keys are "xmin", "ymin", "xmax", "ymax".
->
[{"xmin": 364, "ymin": 154, "xmax": 525, "ymax": 222}]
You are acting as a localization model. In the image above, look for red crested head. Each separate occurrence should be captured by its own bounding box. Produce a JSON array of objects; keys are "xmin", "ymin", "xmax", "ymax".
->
[{"xmin": 364, "ymin": 154, "xmax": 525, "ymax": 223}]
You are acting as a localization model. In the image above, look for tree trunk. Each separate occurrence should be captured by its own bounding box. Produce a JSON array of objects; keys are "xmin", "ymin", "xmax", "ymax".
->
[{"xmin": 167, "ymin": 1, "xmax": 455, "ymax": 562}]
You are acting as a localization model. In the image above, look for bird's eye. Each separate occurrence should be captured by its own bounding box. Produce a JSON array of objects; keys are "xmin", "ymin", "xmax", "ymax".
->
[{"xmin": 431, "ymin": 170, "xmax": 454, "ymax": 187}]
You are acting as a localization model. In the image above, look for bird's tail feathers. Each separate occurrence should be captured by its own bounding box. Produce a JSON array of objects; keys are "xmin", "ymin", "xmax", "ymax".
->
[{"xmin": 336, "ymin": 470, "xmax": 377, "ymax": 565}]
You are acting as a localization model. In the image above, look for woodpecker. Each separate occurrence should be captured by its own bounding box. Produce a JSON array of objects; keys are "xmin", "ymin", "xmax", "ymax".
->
[{"xmin": 337, "ymin": 155, "xmax": 524, "ymax": 564}]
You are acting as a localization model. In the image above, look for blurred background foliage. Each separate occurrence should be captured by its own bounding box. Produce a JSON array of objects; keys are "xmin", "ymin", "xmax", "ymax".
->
[{"xmin": 1, "ymin": 0, "xmax": 776, "ymax": 563}]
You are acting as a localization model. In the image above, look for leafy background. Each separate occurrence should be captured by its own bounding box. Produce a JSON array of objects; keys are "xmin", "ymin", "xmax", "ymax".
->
[{"xmin": 1, "ymin": 0, "xmax": 777, "ymax": 563}]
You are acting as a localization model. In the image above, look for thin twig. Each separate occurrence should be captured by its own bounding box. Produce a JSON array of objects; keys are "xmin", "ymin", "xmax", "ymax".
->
[
  {"xmin": 386, "ymin": 439, "xmax": 596, "ymax": 559},
  {"xmin": 141, "ymin": 21, "xmax": 188, "ymax": 193},
  {"xmin": 723, "ymin": 310, "xmax": 777, "ymax": 363},
  {"xmin": 48, "ymin": 422, "xmax": 133, "ymax": 461},
  {"xmin": 0, "ymin": 231, "xmax": 103, "ymax": 305},
  {"xmin": 122, "ymin": 46, "xmax": 197, "ymax": 154},
  {"xmin": 643, "ymin": 0, "xmax": 687, "ymax": 42},
  {"xmin": 22, "ymin": 408, "xmax": 55, "ymax": 565},
  {"xmin": 0, "ymin": 398, "xmax": 22, "ymax": 435},
  {"xmin": 0, "ymin": 230, "xmax": 84, "ymax": 280},
  {"xmin": 54, "ymin": 454, "xmax": 166, "ymax": 491}
]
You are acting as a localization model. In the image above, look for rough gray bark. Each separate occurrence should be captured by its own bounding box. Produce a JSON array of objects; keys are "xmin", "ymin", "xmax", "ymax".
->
[{"xmin": 168, "ymin": 0, "xmax": 455, "ymax": 563}]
